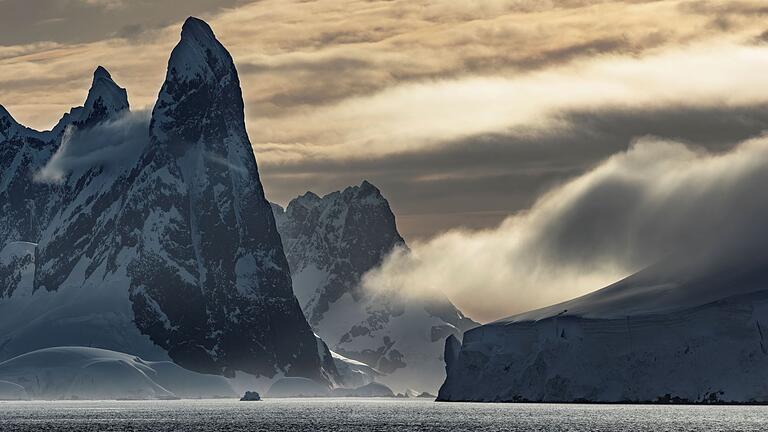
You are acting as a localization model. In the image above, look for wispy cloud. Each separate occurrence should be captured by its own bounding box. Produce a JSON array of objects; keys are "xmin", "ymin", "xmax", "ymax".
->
[{"xmin": 251, "ymin": 41, "xmax": 768, "ymax": 163}]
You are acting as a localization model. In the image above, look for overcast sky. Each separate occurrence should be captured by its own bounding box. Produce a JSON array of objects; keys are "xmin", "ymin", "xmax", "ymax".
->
[{"xmin": 4, "ymin": 0, "xmax": 768, "ymax": 320}]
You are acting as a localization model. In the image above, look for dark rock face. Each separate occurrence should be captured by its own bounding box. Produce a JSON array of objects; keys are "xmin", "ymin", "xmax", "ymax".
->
[
  {"xmin": 110, "ymin": 17, "xmax": 323, "ymax": 379},
  {"xmin": 0, "ymin": 17, "xmax": 331, "ymax": 383},
  {"xmin": 0, "ymin": 243, "xmax": 35, "ymax": 299},
  {"xmin": 240, "ymin": 391, "xmax": 261, "ymax": 401},
  {"xmin": 442, "ymin": 334, "xmax": 460, "ymax": 377},
  {"xmin": 0, "ymin": 108, "xmax": 58, "ymax": 249}
]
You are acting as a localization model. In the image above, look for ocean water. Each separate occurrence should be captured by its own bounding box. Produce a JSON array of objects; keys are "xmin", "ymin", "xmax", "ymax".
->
[{"xmin": 1, "ymin": 398, "xmax": 767, "ymax": 431}]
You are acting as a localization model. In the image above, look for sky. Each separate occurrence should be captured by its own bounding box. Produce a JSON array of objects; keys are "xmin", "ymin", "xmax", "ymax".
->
[{"xmin": 3, "ymin": 0, "xmax": 768, "ymax": 321}]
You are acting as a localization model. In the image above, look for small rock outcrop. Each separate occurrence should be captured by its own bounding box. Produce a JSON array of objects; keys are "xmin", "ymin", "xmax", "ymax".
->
[{"xmin": 240, "ymin": 391, "xmax": 261, "ymax": 401}]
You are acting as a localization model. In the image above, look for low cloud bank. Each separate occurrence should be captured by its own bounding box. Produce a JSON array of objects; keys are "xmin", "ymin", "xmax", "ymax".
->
[
  {"xmin": 35, "ymin": 110, "xmax": 149, "ymax": 183},
  {"xmin": 363, "ymin": 134, "xmax": 768, "ymax": 322}
]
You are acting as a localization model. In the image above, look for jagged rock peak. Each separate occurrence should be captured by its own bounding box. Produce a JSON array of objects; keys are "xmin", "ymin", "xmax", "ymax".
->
[
  {"xmin": 165, "ymin": 16, "xmax": 234, "ymax": 83},
  {"xmin": 0, "ymin": 104, "xmax": 16, "ymax": 133},
  {"xmin": 293, "ymin": 191, "xmax": 322, "ymax": 207},
  {"xmin": 0, "ymin": 104, "xmax": 12, "ymax": 121},
  {"xmin": 181, "ymin": 16, "xmax": 217, "ymax": 44},
  {"xmin": 152, "ymin": 16, "xmax": 244, "ymax": 147},
  {"xmin": 52, "ymin": 66, "xmax": 129, "ymax": 132},
  {"xmin": 334, "ymin": 180, "xmax": 389, "ymax": 207},
  {"xmin": 287, "ymin": 181, "xmax": 387, "ymax": 213},
  {"xmin": 349, "ymin": 180, "xmax": 386, "ymax": 202},
  {"xmin": 93, "ymin": 65, "xmax": 112, "ymax": 80},
  {"xmin": 0, "ymin": 105, "xmax": 35, "ymax": 141},
  {"xmin": 83, "ymin": 65, "xmax": 129, "ymax": 116},
  {"xmin": 359, "ymin": 179, "xmax": 377, "ymax": 192}
]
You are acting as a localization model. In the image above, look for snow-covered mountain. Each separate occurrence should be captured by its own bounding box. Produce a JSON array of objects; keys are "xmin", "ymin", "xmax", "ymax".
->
[
  {"xmin": 0, "ymin": 17, "xmax": 334, "ymax": 386},
  {"xmin": 0, "ymin": 109, "xmax": 57, "ymax": 249},
  {"xmin": 54, "ymin": 65, "xmax": 130, "ymax": 132},
  {"xmin": 272, "ymin": 181, "xmax": 476, "ymax": 392},
  {"xmin": 438, "ymin": 253, "xmax": 768, "ymax": 403},
  {"xmin": 0, "ymin": 65, "xmax": 129, "ymax": 250}
]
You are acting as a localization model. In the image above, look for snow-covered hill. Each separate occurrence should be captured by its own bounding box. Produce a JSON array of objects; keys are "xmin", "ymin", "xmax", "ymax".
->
[
  {"xmin": 273, "ymin": 181, "xmax": 476, "ymax": 393},
  {"xmin": 438, "ymin": 254, "xmax": 768, "ymax": 403},
  {"xmin": 0, "ymin": 347, "xmax": 237, "ymax": 400}
]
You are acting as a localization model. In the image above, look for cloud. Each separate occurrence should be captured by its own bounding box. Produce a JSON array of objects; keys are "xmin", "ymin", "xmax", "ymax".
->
[
  {"xmin": 4, "ymin": 0, "xmax": 767, "ymax": 130},
  {"xmin": 35, "ymin": 110, "xmax": 150, "ymax": 183},
  {"xmin": 362, "ymin": 134, "xmax": 768, "ymax": 322},
  {"xmin": 0, "ymin": 0, "xmax": 247, "ymax": 45},
  {"xmin": 80, "ymin": 0, "xmax": 126, "ymax": 10},
  {"xmin": 251, "ymin": 41, "xmax": 768, "ymax": 163},
  {"xmin": 260, "ymin": 103, "xmax": 768, "ymax": 240},
  {"xmin": 6, "ymin": 0, "xmax": 768, "ymax": 241}
]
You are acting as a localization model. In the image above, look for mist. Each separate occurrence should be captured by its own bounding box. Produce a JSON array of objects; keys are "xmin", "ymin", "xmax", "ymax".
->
[
  {"xmin": 35, "ymin": 110, "xmax": 150, "ymax": 183},
  {"xmin": 363, "ymin": 134, "xmax": 768, "ymax": 322}
]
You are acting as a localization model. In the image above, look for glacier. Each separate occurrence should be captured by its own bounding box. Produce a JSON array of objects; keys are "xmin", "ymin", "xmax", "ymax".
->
[{"xmin": 438, "ymin": 253, "xmax": 768, "ymax": 403}]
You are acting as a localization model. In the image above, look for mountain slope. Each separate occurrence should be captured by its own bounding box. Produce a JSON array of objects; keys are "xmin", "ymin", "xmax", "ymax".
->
[
  {"xmin": 0, "ymin": 65, "xmax": 130, "ymax": 250},
  {"xmin": 121, "ymin": 17, "xmax": 323, "ymax": 379},
  {"xmin": 273, "ymin": 181, "xmax": 476, "ymax": 392},
  {"xmin": 0, "ymin": 107, "xmax": 58, "ymax": 248},
  {"xmin": 0, "ymin": 17, "xmax": 332, "ymax": 384},
  {"xmin": 0, "ymin": 67, "xmax": 166, "ymax": 364}
]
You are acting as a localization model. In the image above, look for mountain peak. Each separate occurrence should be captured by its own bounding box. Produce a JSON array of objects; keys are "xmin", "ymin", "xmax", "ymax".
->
[
  {"xmin": 152, "ymin": 17, "xmax": 242, "ymax": 147},
  {"xmin": 79, "ymin": 66, "xmax": 129, "ymax": 125},
  {"xmin": 0, "ymin": 104, "xmax": 16, "ymax": 137},
  {"xmin": 298, "ymin": 191, "xmax": 321, "ymax": 203},
  {"xmin": 52, "ymin": 66, "xmax": 129, "ymax": 132},
  {"xmin": 86, "ymin": 66, "xmax": 128, "ymax": 109},
  {"xmin": 164, "ymin": 16, "xmax": 232, "ymax": 85},
  {"xmin": 359, "ymin": 180, "xmax": 380, "ymax": 194},
  {"xmin": 0, "ymin": 104, "xmax": 13, "ymax": 124},
  {"xmin": 93, "ymin": 65, "xmax": 112, "ymax": 80},
  {"xmin": 181, "ymin": 17, "xmax": 216, "ymax": 43},
  {"xmin": 338, "ymin": 180, "xmax": 386, "ymax": 205}
]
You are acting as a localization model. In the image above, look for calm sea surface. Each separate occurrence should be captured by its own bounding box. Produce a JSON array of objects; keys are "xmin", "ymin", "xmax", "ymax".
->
[{"xmin": 1, "ymin": 398, "xmax": 767, "ymax": 431}]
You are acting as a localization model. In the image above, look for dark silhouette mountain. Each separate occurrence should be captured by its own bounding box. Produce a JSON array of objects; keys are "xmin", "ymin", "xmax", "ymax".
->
[{"xmin": 0, "ymin": 17, "xmax": 334, "ymax": 384}]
